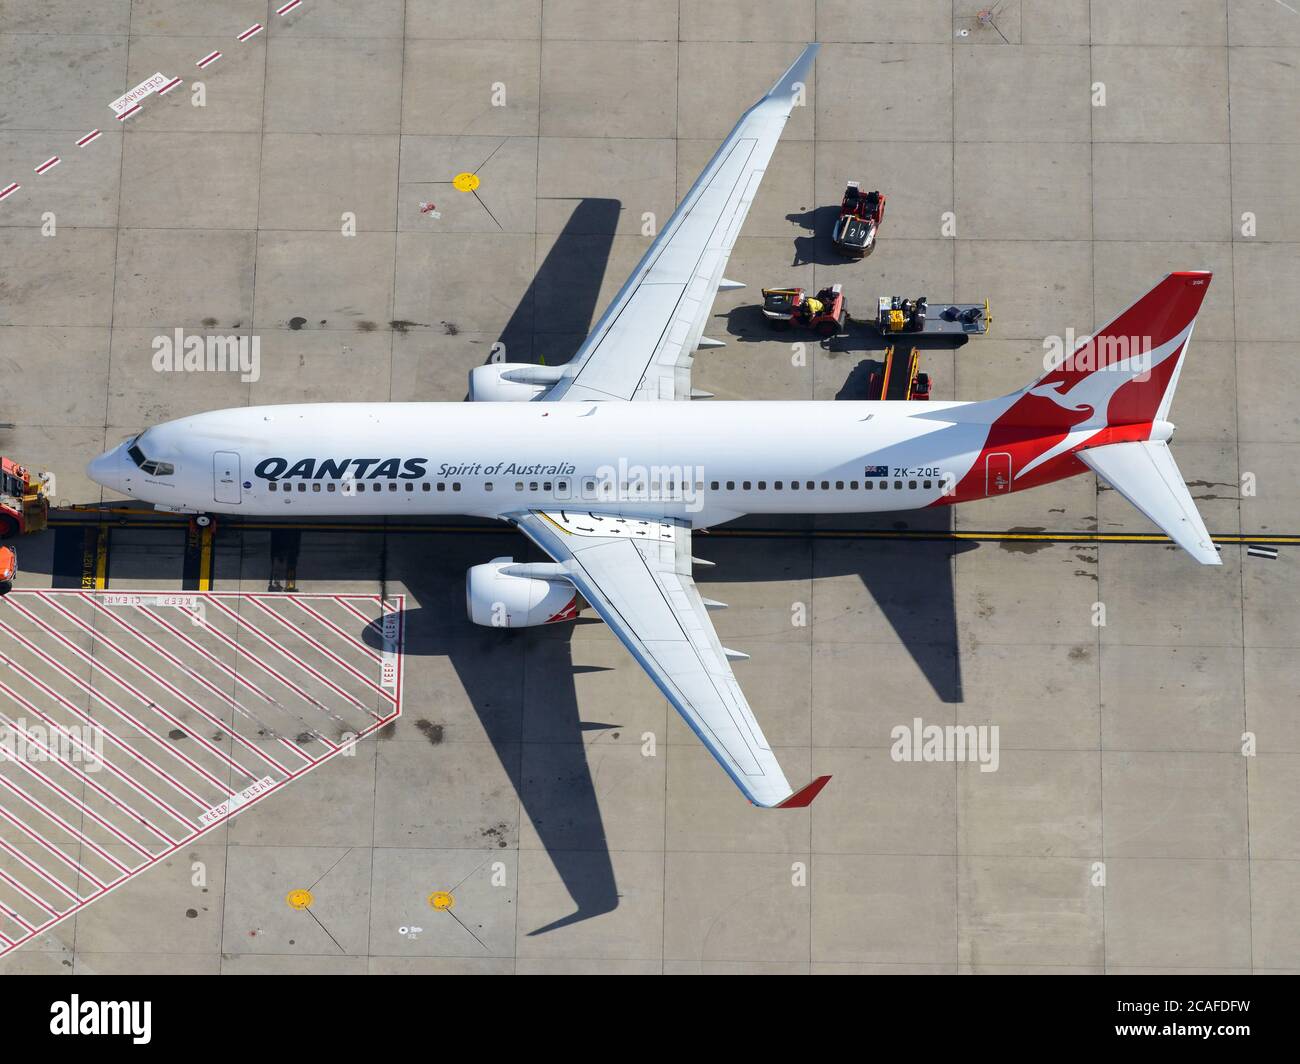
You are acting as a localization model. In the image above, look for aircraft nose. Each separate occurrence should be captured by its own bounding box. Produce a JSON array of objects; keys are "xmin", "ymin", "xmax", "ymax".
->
[{"xmin": 86, "ymin": 445, "xmax": 123, "ymax": 492}]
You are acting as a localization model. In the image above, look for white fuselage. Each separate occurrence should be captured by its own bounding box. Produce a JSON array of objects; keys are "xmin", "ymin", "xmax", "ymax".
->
[{"xmin": 89, "ymin": 399, "xmax": 1017, "ymax": 525}]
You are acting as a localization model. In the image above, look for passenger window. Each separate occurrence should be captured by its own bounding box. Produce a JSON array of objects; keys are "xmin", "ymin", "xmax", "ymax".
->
[
  {"xmin": 530, "ymin": 482, "xmax": 538, "ymax": 491},
  {"xmin": 297, "ymin": 483, "xmax": 306, "ymax": 493},
  {"xmin": 864, "ymin": 481, "xmax": 872, "ymax": 490},
  {"xmin": 791, "ymin": 481, "xmax": 799, "ymax": 490},
  {"xmin": 923, "ymin": 480, "xmax": 932, "ymax": 489},
  {"xmin": 484, "ymin": 482, "xmax": 493, "ymax": 492},
  {"xmin": 774, "ymin": 481, "xmax": 783, "ymax": 490},
  {"xmin": 543, "ymin": 482, "xmax": 552, "ymax": 492},
  {"xmin": 327, "ymin": 483, "xmax": 336, "ymax": 493},
  {"xmin": 742, "ymin": 481, "xmax": 751, "ymax": 490},
  {"xmin": 806, "ymin": 481, "xmax": 815, "ymax": 490},
  {"xmin": 894, "ymin": 480, "xmax": 902, "ymax": 490},
  {"xmin": 908, "ymin": 480, "xmax": 917, "ymax": 489},
  {"xmin": 821, "ymin": 481, "xmax": 829, "ymax": 490},
  {"xmin": 422, "ymin": 483, "xmax": 430, "ymax": 491},
  {"xmin": 269, "ymin": 482, "xmax": 277, "ymax": 492},
  {"xmin": 726, "ymin": 481, "xmax": 735, "ymax": 490},
  {"xmin": 389, "ymin": 482, "xmax": 397, "ymax": 492},
  {"xmin": 516, "ymin": 482, "xmax": 524, "ymax": 491},
  {"xmin": 452, "ymin": 482, "xmax": 461, "ymax": 492},
  {"xmin": 850, "ymin": 481, "xmax": 858, "ymax": 490},
  {"xmin": 878, "ymin": 481, "xmax": 887, "ymax": 490},
  {"xmin": 835, "ymin": 481, "xmax": 844, "ymax": 490},
  {"xmin": 405, "ymin": 483, "xmax": 413, "ymax": 492},
  {"xmin": 757, "ymin": 481, "xmax": 766, "ymax": 490},
  {"xmin": 710, "ymin": 481, "xmax": 719, "ymax": 491}
]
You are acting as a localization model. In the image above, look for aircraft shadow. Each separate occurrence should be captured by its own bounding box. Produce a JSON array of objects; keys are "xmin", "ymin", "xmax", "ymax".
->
[{"xmin": 466, "ymin": 196, "xmax": 625, "ymax": 933}]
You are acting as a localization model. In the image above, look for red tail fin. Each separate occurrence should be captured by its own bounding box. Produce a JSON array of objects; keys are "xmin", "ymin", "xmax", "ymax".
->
[{"xmin": 1022, "ymin": 271, "xmax": 1212, "ymax": 429}]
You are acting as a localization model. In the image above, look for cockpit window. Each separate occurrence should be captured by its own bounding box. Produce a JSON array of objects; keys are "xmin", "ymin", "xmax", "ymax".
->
[{"xmin": 127, "ymin": 437, "xmax": 174, "ymax": 477}]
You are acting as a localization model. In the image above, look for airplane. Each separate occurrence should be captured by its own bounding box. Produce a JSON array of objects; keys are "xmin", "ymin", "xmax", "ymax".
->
[{"xmin": 87, "ymin": 43, "xmax": 1220, "ymax": 810}]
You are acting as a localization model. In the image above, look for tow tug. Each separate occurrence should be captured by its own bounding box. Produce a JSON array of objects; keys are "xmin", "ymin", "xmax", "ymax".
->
[
  {"xmin": 0, "ymin": 457, "xmax": 50, "ymax": 594},
  {"xmin": 0, "ymin": 457, "xmax": 49, "ymax": 539},
  {"xmin": 831, "ymin": 183, "xmax": 885, "ymax": 257},
  {"xmin": 870, "ymin": 295, "xmax": 990, "ymax": 336},
  {"xmin": 761, "ymin": 283, "xmax": 849, "ymax": 337}
]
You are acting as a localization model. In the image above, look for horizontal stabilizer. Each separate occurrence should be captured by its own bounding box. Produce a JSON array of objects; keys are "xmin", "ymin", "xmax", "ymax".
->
[{"xmin": 1078, "ymin": 440, "xmax": 1220, "ymax": 565}]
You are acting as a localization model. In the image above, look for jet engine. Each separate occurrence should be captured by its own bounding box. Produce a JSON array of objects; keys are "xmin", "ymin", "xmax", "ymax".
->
[
  {"xmin": 467, "ymin": 363, "xmax": 564, "ymax": 402},
  {"xmin": 466, "ymin": 557, "xmax": 580, "ymax": 628}
]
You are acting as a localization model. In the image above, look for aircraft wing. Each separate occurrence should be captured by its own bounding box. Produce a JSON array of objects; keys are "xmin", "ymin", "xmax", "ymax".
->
[
  {"xmin": 542, "ymin": 44, "xmax": 819, "ymax": 403},
  {"xmin": 511, "ymin": 509, "xmax": 830, "ymax": 808}
]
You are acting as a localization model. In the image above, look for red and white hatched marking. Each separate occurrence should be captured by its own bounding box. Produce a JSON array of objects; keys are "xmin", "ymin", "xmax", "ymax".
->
[
  {"xmin": 0, "ymin": 590, "xmax": 404, "ymax": 957},
  {"xmin": 0, "ymin": 183, "xmax": 19, "ymax": 202},
  {"xmin": 196, "ymin": 50, "xmax": 222, "ymax": 69},
  {"xmin": 76, "ymin": 129, "xmax": 102, "ymax": 147},
  {"xmin": 237, "ymin": 23, "xmax": 264, "ymax": 42},
  {"xmin": 34, "ymin": 157, "xmax": 60, "ymax": 176},
  {"xmin": 277, "ymin": 0, "xmax": 304, "ymax": 15}
]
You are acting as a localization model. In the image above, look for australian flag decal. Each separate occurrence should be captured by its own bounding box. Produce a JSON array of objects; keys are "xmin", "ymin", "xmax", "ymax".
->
[{"xmin": 864, "ymin": 464, "xmax": 888, "ymax": 477}]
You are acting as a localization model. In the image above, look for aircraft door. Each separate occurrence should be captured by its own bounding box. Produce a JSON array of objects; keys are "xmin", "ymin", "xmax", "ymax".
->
[
  {"xmin": 985, "ymin": 452, "xmax": 1012, "ymax": 496},
  {"xmin": 213, "ymin": 451, "xmax": 242, "ymax": 504}
]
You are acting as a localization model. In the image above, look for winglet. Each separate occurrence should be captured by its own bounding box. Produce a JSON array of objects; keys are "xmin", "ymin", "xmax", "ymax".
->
[
  {"xmin": 776, "ymin": 775, "xmax": 832, "ymax": 808},
  {"xmin": 764, "ymin": 43, "xmax": 819, "ymax": 107}
]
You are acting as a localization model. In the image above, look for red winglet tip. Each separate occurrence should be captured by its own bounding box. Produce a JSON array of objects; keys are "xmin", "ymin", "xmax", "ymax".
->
[{"xmin": 777, "ymin": 775, "xmax": 832, "ymax": 808}]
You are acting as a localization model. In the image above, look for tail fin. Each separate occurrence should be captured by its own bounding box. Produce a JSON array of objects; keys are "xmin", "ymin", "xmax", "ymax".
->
[
  {"xmin": 1033, "ymin": 271, "xmax": 1218, "ymax": 565},
  {"xmin": 1020, "ymin": 271, "xmax": 1211, "ymax": 431},
  {"xmin": 936, "ymin": 273, "xmax": 1221, "ymax": 565}
]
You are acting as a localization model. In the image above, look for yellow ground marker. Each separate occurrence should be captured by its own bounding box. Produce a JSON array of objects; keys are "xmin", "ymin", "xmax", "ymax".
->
[
  {"xmin": 452, "ymin": 172, "xmax": 480, "ymax": 192},
  {"xmin": 93, "ymin": 526, "xmax": 109, "ymax": 589},
  {"xmin": 197, "ymin": 523, "xmax": 214, "ymax": 591},
  {"xmin": 286, "ymin": 888, "xmax": 314, "ymax": 910},
  {"xmin": 428, "ymin": 890, "xmax": 454, "ymax": 911}
]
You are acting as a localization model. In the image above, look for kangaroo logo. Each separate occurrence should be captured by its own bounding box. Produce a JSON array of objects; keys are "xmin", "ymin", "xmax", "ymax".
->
[{"xmin": 1015, "ymin": 324, "xmax": 1191, "ymax": 480}]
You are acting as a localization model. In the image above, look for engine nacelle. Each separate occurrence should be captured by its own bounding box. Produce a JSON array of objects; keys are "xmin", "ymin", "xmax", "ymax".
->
[
  {"xmin": 466, "ymin": 557, "xmax": 579, "ymax": 628},
  {"xmin": 468, "ymin": 363, "xmax": 563, "ymax": 402}
]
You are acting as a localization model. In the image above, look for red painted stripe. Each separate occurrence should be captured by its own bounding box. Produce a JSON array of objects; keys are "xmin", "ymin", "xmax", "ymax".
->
[
  {"xmin": 277, "ymin": 0, "xmax": 303, "ymax": 14},
  {"xmin": 0, "ymin": 673, "xmax": 191, "ymax": 840},
  {"xmin": 0, "ymin": 183, "xmax": 20, "ymax": 201},
  {"xmin": 116, "ymin": 102, "xmax": 142, "ymax": 121},
  {"xmin": 0, "ymin": 601, "xmax": 222, "ymax": 804},
  {"xmin": 0, "ymin": 804, "xmax": 104, "ymax": 891},
  {"xmin": 196, "ymin": 50, "xmax": 222, "ymax": 68},
  {"xmin": 76, "ymin": 129, "xmax": 101, "ymax": 146},
  {"xmin": 34, "ymin": 156, "xmax": 59, "ymax": 175},
  {"xmin": 237, "ymin": 23, "xmax": 264, "ymax": 41},
  {"xmin": 42, "ymin": 596, "xmax": 288, "ymax": 780},
  {"xmin": 80, "ymin": 594, "xmax": 305, "ymax": 770},
  {"xmin": 158, "ymin": 76, "xmax": 183, "ymax": 95}
]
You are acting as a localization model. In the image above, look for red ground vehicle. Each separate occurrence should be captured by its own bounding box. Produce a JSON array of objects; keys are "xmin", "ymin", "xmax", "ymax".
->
[
  {"xmin": 761, "ymin": 283, "xmax": 849, "ymax": 337},
  {"xmin": 0, "ymin": 545, "xmax": 16, "ymax": 595},
  {"xmin": 831, "ymin": 183, "xmax": 885, "ymax": 257},
  {"xmin": 0, "ymin": 457, "xmax": 50, "ymax": 557}
]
